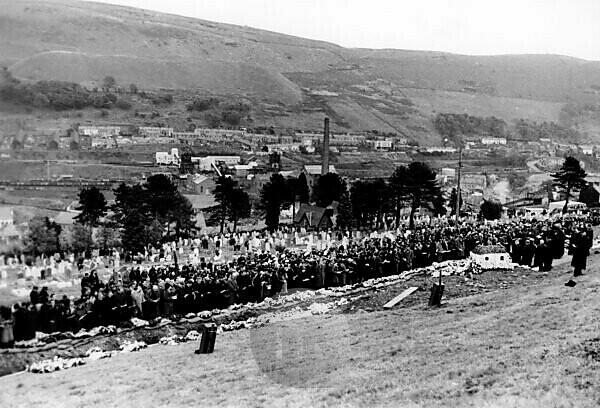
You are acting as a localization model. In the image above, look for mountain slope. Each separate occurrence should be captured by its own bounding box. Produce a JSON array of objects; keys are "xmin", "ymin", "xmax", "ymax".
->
[{"xmin": 2, "ymin": 0, "xmax": 600, "ymax": 142}]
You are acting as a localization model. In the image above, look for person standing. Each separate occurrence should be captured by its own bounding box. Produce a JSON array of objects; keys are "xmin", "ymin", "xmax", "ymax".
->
[{"xmin": 571, "ymin": 229, "xmax": 590, "ymax": 277}]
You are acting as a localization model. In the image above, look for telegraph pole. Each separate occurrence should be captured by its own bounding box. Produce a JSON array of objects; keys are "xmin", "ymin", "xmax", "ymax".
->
[{"xmin": 455, "ymin": 146, "xmax": 462, "ymax": 224}]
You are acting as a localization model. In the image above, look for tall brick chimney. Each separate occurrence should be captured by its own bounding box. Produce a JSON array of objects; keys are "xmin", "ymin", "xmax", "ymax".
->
[{"xmin": 321, "ymin": 117, "xmax": 330, "ymax": 176}]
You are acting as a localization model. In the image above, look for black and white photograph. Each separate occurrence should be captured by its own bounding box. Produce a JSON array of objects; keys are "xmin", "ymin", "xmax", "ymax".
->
[{"xmin": 1, "ymin": 0, "xmax": 600, "ymax": 406}]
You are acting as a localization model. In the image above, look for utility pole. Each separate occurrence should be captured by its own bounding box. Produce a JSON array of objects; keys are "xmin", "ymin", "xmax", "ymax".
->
[{"xmin": 455, "ymin": 146, "xmax": 462, "ymax": 224}]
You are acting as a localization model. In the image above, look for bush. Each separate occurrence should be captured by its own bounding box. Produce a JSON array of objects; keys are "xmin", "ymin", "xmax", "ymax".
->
[
  {"xmin": 115, "ymin": 99, "xmax": 132, "ymax": 110},
  {"xmin": 221, "ymin": 110, "xmax": 242, "ymax": 126},
  {"xmin": 152, "ymin": 93, "xmax": 173, "ymax": 105},
  {"xmin": 32, "ymin": 93, "xmax": 50, "ymax": 108},
  {"xmin": 187, "ymin": 97, "xmax": 219, "ymax": 112},
  {"xmin": 480, "ymin": 200, "xmax": 503, "ymax": 220},
  {"xmin": 0, "ymin": 74, "xmax": 132, "ymax": 111}
]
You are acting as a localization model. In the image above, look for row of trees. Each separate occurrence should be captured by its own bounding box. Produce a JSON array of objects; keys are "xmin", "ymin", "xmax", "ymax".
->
[
  {"xmin": 26, "ymin": 155, "xmax": 589, "ymax": 258},
  {"xmin": 22, "ymin": 175, "xmax": 196, "ymax": 257},
  {"xmin": 0, "ymin": 69, "xmax": 131, "ymax": 111},
  {"xmin": 256, "ymin": 162, "xmax": 445, "ymax": 232},
  {"xmin": 251, "ymin": 156, "xmax": 589, "ymax": 232}
]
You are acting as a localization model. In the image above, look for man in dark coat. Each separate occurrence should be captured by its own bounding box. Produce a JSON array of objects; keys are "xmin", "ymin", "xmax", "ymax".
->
[
  {"xmin": 29, "ymin": 286, "xmax": 40, "ymax": 306},
  {"xmin": 571, "ymin": 230, "xmax": 590, "ymax": 277},
  {"xmin": 551, "ymin": 225, "xmax": 566, "ymax": 259}
]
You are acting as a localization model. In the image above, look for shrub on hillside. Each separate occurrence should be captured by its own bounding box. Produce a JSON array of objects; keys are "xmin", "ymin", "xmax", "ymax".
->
[
  {"xmin": 0, "ymin": 73, "xmax": 125, "ymax": 111},
  {"xmin": 152, "ymin": 93, "xmax": 173, "ymax": 105},
  {"xmin": 186, "ymin": 97, "xmax": 219, "ymax": 112},
  {"xmin": 115, "ymin": 99, "xmax": 132, "ymax": 110}
]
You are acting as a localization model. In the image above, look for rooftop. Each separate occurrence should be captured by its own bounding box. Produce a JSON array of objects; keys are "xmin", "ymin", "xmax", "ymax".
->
[{"xmin": 304, "ymin": 165, "xmax": 337, "ymax": 175}]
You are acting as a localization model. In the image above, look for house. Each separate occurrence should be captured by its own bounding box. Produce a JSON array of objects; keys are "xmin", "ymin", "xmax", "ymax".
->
[
  {"xmin": 138, "ymin": 127, "xmax": 173, "ymax": 137},
  {"xmin": 440, "ymin": 168, "xmax": 456, "ymax": 178},
  {"xmin": 303, "ymin": 164, "xmax": 336, "ymax": 175},
  {"xmin": 191, "ymin": 156, "xmax": 241, "ymax": 172},
  {"xmin": 189, "ymin": 174, "xmax": 215, "ymax": 195},
  {"xmin": 267, "ymin": 143, "xmax": 301, "ymax": 153},
  {"xmin": 367, "ymin": 139, "xmax": 393, "ymax": 150},
  {"xmin": 302, "ymin": 164, "xmax": 337, "ymax": 187},
  {"xmin": 232, "ymin": 163, "xmax": 260, "ymax": 177},
  {"xmin": 0, "ymin": 207, "xmax": 14, "ymax": 227},
  {"xmin": 194, "ymin": 128, "xmax": 246, "ymax": 138},
  {"xmin": 461, "ymin": 174, "xmax": 487, "ymax": 192},
  {"xmin": 421, "ymin": 147, "xmax": 458, "ymax": 154},
  {"xmin": 278, "ymin": 135, "xmax": 294, "ymax": 144},
  {"xmin": 330, "ymin": 134, "xmax": 365, "ymax": 146},
  {"xmin": 250, "ymin": 134, "xmax": 280, "ymax": 145},
  {"xmin": 78, "ymin": 125, "xmax": 121, "ymax": 137},
  {"xmin": 294, "ymin": 204, "xmax": 334, "ymax": 229},
  {"xmin": 156, "ymin": 148, "xmax": 180, "ymax": 166},
  {"xmin": 580, "ymin": 145, "xmax": 594, "ymax": 155},
  {"xmin": 480, "ymin": 137, "xmax": 507, "ymax": 145}
]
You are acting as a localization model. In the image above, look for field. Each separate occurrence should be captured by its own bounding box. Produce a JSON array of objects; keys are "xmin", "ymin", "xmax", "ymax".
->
[{"xmin": 2, "ymin": 252, "xmax": 600, "ymax": 407}]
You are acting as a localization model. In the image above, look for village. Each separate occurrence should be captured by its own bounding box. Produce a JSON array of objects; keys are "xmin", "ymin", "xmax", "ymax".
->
[{"xmin": 2, "ymin": 116, "xmax": 600, "ymax": 250}]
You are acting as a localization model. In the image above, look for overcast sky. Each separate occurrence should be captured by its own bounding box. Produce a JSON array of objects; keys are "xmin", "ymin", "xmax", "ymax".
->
[{"xmin": 90, "ymin": 0, "xmax": 600, "ymax": 60}]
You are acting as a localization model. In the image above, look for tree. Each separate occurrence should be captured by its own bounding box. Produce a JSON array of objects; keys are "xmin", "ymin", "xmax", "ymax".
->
[
  {"xmin": 129, "ymin": 83, "xmax": 138, "ymax": 94},
  {"xmin": 579, "ymin": 183, "xmax": 600, "ymax": 208},
  {"xmin": 74, "ymin": 186, "xmax": 107, "ymax": 227},
  {"xmin": 24, "ymin": 216, "xmax": 62, "ymax": 257},
  {"xmin": 121, "ymin": 208, "xmax": 150, "ymax": 255},
  {"xmin": 144, "ymin": 174, "xmax": 194, "ymax": 239},
  {"xmin": 449, "ymin": 188, "xmax": 463, "ymax": 216},
  {"xmin": 103, "ymin": 76, "xmax": 116, "ymax": 90},
  {"xmin": 47, "ymin": 139, "xmax": 59, "ymax": 150},
  {"xmin": 96, "ymin": 225, "xmax": 120, "ymax": 253},
  {"xmin": 336, "ymin": 191, "xmax": 353, "ymax": 230},
  {"xmin": 390, "ymin": 162, "xmax": 442, "ymax": 229},
  {"xmin": 297, "ymin": 173, "xmax": 310, "ymax": 204},
  {"xmin": 480, "ymin": 200, "xmax": 503, "ymax": 220},
  {"xmin": 351, "ymin": 180, "xmax": 389, "ymax": 228},
  {"xmin": 312, "ymin": 173, "xmax": 347, "ymax": 208},
  {"xmin": 145, "ymin": 174, "xmax": 179, "ymax": 222},
  {"xmin": 551, "ymin": 156, "xmax": 587, "ymax": 213},
  {"xmin": 170, "ymin": 193, "xmax": 196, "ymax": 238},
  {"xmin": 112, "ymin": 183, "xmax": 147, "ymax": 226},
  {"xmin": 70, "ymin": 224, "xmax": 94, "ymax": 254},
  {"xmin": 212, "ymin": 176, "xmax": 237, "ymax": 233},
  {"xmin": 229, "ymin": 188, "xmax": 251, "ymax": 232},
  {"xmin": 111, "ymin": 183, "xmax": 152, "ymax": 254},
  {"xmin": 260, "ymin": 173, "xmax": 290, "ymax": 232}
]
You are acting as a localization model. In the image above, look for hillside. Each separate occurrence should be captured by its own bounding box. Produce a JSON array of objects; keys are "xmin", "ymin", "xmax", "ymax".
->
[
  {"xmin": 2, "ymin": 255, "xmax": 600, "ymax": 407},
  {"xmin": 2, "ymin": 0, "xmax": 600, "ymax": 143}
]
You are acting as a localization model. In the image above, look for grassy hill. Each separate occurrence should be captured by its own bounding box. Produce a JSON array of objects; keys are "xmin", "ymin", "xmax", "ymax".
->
[
  {"xmin": 2, "ymin": 0, "xmax": 600, "ymax": 143},
  {"xmin": 3, "ymin": 254, "xmax": 600, "ymax": 407}
]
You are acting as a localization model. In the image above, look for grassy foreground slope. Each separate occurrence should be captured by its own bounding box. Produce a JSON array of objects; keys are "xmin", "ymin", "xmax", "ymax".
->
[{"xmin": 2, "ymin": 256, "xmax": 600, "ymax": 407}]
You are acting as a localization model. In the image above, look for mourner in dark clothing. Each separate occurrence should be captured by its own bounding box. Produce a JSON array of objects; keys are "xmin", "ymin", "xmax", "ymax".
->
[
  {"xmin": 5, "ymin": 217, "xmax": 580, "ymax": 337},
  {"xmin": 571, "ymin": 229, "xmax": 591, "ymax": 277}
]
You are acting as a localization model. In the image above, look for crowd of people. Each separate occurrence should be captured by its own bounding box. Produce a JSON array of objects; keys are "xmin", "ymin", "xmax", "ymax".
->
[{"xmin": 0, "ymin": 216, "xmax": 595, "ymax": 347}]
